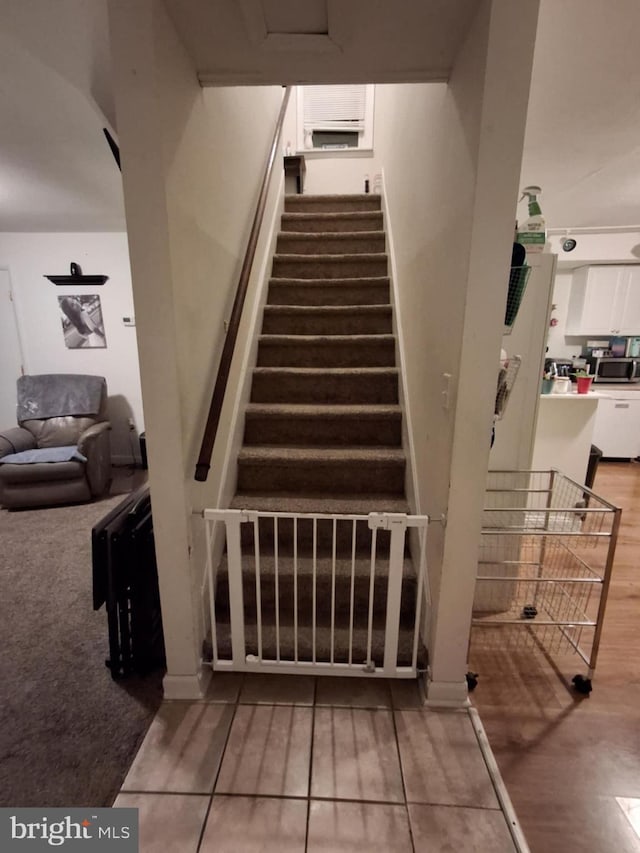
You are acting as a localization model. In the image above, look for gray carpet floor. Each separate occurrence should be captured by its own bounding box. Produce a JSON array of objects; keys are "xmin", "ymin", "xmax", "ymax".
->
[{"xmin": 0, "ymin": 468, "xmax": 163, "ymax": 807}]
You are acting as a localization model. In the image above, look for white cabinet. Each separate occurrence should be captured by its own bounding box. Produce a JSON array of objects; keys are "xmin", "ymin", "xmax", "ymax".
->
[
  {"xmin": 566, "ymin": 265, "xmax": 640, "ymax": 335},
  {"xmin": 592, "ymin": 395, "xmax": 640, "ymax": 458}
]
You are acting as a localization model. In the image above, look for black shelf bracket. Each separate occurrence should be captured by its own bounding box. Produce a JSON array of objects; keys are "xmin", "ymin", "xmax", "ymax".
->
[{"xmin": 45, "ymin": 262, "xmax": 108, "ymax": 286}]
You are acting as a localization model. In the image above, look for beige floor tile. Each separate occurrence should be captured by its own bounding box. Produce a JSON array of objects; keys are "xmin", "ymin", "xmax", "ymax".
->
[
  {"xmin": 408, "ymin": 804, "xmax": 516, "ymax": 852},
  {"xmin": 200, "ymin": 795, "xmax": 308, "ymax": 853},
  {"xmin": 204, "ymin": 672, "xmax": 244, "ymax": 703},
  {"xmin": 311, "ymin": 708, "xmax": 404, "ymax": 802},
  {"xmin": 240, "ymin": 673, "xmax": 315, "ymax": 705},
  {"xmin": 216, "ymin": 704, "xmax": 312, "ymax": 796},
  {"xmin": 315, "ymin": 676, "xmax": 392, "ymax": 708},
  {"xmin": 121, "ymin": 702, "xmax": 234, "ymax": 793},
  {"xmin": 395, "ymin": 709, "xmax": 498, "ymax": 808},
  {"xmin": 113, "ymin": 792, "xmax": 209, "ymax": 853},
  {"xmin": 307, "ymin": 800, "xmax": 413, "ymax": 852}
]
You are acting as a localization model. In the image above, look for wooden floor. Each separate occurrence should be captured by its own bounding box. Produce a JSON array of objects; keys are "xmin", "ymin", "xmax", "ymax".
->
[{"xmin": 470, "ymin": 461, "xmax": 640, "ymax": 853}]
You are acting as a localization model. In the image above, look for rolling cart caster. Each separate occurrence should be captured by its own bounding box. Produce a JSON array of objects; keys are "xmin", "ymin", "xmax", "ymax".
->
[
  {"xmin": 572, "ymin": 674, "xmax": 592, "ymax": 695},
  {"xmin": 466, "ymin": 671, "xmax": 479, "ymax": 691},
  {"xmin": 522, "ymin": 604, "xmax": 538, "ymax": 619}
]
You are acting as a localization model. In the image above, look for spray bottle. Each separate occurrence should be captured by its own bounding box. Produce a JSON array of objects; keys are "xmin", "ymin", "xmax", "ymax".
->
[{"xmin": 517, "ymin": 186, "xmax": 546, "ymax": 253}]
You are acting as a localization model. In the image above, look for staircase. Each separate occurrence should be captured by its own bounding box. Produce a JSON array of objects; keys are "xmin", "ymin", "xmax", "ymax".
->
[{"xmin": 211, "ymin": 194, "xmax": 426, "ymax": 671}]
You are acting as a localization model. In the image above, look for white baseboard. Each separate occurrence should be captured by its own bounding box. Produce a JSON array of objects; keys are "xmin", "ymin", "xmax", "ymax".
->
[
  {"xmin": 162, "ymin": 667, "xmax": 212, "ymax": 700},
  {"xmin": 425, "ymin": 677, "xmax": 470, "ymax": 707}
]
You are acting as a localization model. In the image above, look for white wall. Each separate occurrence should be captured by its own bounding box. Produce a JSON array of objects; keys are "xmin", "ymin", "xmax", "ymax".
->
[
  {"xmin": 374, "ymin": 0, "xmax": 539, "ymax": 702},
  {"xmin": 0, "ymin": 232, "xmax": 143, "ymax": 462},
  {"xmin": 109, "ymin": 0, "xmax": 286, "ymax": 697}
]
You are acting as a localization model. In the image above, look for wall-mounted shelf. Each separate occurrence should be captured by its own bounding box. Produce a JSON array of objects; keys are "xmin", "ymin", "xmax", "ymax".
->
[{"xmin": 45, "ymin": 262, "xmax": 108, "ymax": 286}]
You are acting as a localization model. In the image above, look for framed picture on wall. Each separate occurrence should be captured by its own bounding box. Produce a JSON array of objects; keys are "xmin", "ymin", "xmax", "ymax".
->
[{"xmin": 58, "ymin": 294, "xmax": 107, "ymax": 349}]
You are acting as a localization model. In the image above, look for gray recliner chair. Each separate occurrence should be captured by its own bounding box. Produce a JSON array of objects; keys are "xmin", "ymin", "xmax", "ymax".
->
[{"xmin": 0, "ymin": 374, "xmax": 111, "ymax": 509}]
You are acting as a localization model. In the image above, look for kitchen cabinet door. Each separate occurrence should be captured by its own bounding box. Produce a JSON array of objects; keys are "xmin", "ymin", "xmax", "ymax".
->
[
  {"xmin": 592, "ymin": 397, "xmax": 640, "ymax": 458},
  {"xmin": 566, "ymin": 266, "xmax": 627, "ymax": 335},
  {"xmin": 618, "ymin": 267, "xmax": 640, "ymax": 334}
]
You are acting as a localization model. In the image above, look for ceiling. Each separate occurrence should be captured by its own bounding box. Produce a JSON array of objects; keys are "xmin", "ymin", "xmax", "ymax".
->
[{"xmin": 0, "ymin": 0, "xmax": 639, "ymax": 232}]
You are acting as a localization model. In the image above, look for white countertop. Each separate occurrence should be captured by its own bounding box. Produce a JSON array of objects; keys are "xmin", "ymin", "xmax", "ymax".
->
[{"xmin": 540, "ymin": 390, "xmax": 606, "ymax": 399}]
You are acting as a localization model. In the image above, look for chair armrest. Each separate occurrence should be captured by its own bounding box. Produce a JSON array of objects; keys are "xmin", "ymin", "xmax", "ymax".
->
[
  {"xmin": 78, "ymin": 422, "xmax": 112, "ymax": 497},
  {"xmin": 0, "ymin": 427, "xmax": 37, "ymax": 459},
  {"xmin": 77, "ymin": 421, "xmax": 111, "ymax": 455}
]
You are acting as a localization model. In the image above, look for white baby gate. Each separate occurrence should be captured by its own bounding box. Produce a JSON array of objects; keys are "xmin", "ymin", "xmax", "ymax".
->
[{"xmin": 203, "ymin": 508, "xmax": 429, "ymax": 678}]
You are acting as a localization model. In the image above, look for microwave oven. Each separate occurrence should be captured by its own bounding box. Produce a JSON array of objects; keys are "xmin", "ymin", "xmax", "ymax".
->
[{"xmin": 586, "ymin": 356, "xmax": 640, "ymax": 383}]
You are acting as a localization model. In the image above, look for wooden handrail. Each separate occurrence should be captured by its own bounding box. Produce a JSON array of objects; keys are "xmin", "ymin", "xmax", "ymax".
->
[{"xmin": 195, "ymin": 86, "xmax": 292, "ymax": 482}]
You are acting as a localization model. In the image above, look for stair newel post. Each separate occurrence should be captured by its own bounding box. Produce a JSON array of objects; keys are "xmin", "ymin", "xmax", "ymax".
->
[
  {"xmin": 372, "ymin": 513, "xmax": 408, "ymax": 676},
  {"xmin": 225, "ymin": 511, "xmax": 248, "ymax": 668}
]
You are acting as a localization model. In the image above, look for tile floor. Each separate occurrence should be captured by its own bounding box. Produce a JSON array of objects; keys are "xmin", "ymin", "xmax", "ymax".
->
[{"xmin": 114, "ymin": 673, "xmax": 519, "ymax": 852}]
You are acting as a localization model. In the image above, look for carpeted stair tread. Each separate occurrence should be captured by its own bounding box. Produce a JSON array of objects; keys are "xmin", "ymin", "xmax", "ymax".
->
[
  {"xmin": 244, "ymin": 403, "xmax": 402, "ymax": 447},
  {"xmin": 263, "ymin": 304, "xmax": 391, "ymax": 316},
  {"xmin": 285, "ymin": 194, "xmax": 381, "ymax": 214},
  {"xmin": 216, "ymin": 553, "xmax": 416, "ymax": 581},
  {"xmin": 257, "ymin": 334, "xmax": 395, "ymax": 369},
  {"xmin": 245, "ymin": 403, "xmax": 401, "ymax": 417},
  {"xmin": 272, "ymin": 253, "xmax": 388, "ymax": 279},
  {"xmin": 238, "ymin": 446, "xmax": 406, "ymax": 465},
  {"xmin": 276, "ymin": 231, "xmax": 386, "ymax": 255},
  {"xmin": 214, "ymin": 554, "xmax": 417, "ymax": 630},
  {"xmin": 261, "ymin": 305, "xmax": 392, "ymax": 335},
  {"xmin": 237, "ymin": 447, "xmax": 405, "ymax": 496},
  {"xmin": 267, "ymin": 277, "xmax": 390, "ymax": 307},
  {"xmin": 230, "ymin": 493, "xmax": 410, "ymax": 515},
  {"xmin": 281, "ymin": 211, "xmax": 384, "ymax": 233},
  {"xmin": 250, "ymin": 367, "xmax": 399, "ymax": 404}
]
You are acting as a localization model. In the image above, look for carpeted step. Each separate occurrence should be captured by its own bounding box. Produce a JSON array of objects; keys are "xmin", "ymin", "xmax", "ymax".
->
[
  {"xmin": 237, "ymin": 446, "xmax": 406, "ymax": 495},
  {"xmin": 230, "ymin": 493, "xmax": 409, "ymax": 515},
  {"xmin": 284, "ymin": 194, "xmax": 381, "ymax": 214},
  {"xmin": 229, "ymin": 492, "xmax": 410, "ymax": 553},
  {"xmin": 261, "ymin": 305, "xmax": 393, "ymax": 336},
  {"xmin": 276, "ymin": 231, "xmax": 386, "ymax": 255},
  {"xmin": 257, "ymin": 334, "xmax": 396, "ymax": 368},
  {"xmin": 267, "ymin": 277, "xmax": 391, "ymax": 307},
  {"xmin": 243, "ymin": 403, "xmax": 402, "ymax": 447},
  {"xmin": 250, "ymin": 367, "xmax": 399, "ymax": 404},
  {"xmin": 214, "ymin": 554, "xmax": 417, "ymax": 630},
  {"xmin": 281, "ymin": 211, "xmax": 384, "ymax": 233},
  {"xmin": 272, "ymin": 253, "xmax": 388, "ymax": 280},
  {"xmin": 211, "ymin": 622, "xmax": 426, "ymax": 669}
]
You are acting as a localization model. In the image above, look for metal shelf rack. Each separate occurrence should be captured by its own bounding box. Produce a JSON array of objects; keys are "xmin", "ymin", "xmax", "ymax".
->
[{"xmin": 471, "ymin": 469, "xmax": 621, "ymax": 694}]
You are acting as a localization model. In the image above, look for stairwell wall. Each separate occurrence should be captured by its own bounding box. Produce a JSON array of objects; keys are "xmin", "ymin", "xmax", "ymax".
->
[
  {"xmin": 374, "ymin": 0, "xmax": 539, "ymax": 701},
  {"xmin": 109, "ymin": 0, "xmax": 285, "ymax": 697}
]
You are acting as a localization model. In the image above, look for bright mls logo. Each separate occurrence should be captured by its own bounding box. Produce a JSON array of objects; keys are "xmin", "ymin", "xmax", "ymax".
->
[{"xmin": 1, "ymin": 809, "xmax": 138, "ymax": 851}]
